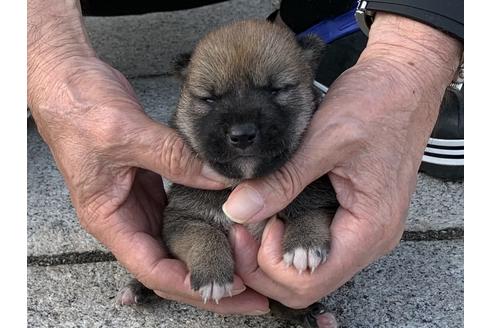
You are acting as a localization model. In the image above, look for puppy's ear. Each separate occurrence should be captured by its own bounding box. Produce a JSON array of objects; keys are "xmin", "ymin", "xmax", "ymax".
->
[
  {"xmin": 173, "ymin": 52, "xmax": 192, "ymax": 80},
  {"xmin": 297, "ymin": 34, "xmax": 326, "ymax": 71}
]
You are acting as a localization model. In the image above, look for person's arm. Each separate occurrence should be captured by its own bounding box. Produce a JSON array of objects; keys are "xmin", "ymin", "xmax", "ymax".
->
[
  {"xmin": 28, "ymin": 0, "xmax": 269, "ymax": 314},
  {"xmin": 227, "ymin": 12, "xmax": 462, "ymax": 308}
]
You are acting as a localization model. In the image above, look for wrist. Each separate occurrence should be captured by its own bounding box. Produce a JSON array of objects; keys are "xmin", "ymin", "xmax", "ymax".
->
[
  {"xmin": 358, "ymin": 12, "xmax": 462, "ymax": 98},
  {"xmin": 28, "ymin": 0, "xmax": 96, "ymax": 111}
]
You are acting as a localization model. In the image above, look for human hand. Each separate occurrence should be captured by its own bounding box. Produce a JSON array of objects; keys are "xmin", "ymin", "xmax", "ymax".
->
[
  {"xmin": 28, "ymin": 0, "xmax": 269, "ymax": 314},
  {"xmin": 225, "ymin": 13, "xmax": 463, "ymax": 308}
]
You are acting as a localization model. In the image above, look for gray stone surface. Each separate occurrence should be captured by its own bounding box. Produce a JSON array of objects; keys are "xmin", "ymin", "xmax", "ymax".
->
[
  {"xmin": 28, "ymin": 241, "xmax": 463, "ymax": 327},
  {"xmin": 84, "ymin": 0, "xmax": 273, "ymax": 78},
  {"xmin": 27, "ymin": 75, "xmax": 464, "ymax": 256},
  {"xmin": 407, "ymin": 175, "xmax": 463, "ymax": 231}
]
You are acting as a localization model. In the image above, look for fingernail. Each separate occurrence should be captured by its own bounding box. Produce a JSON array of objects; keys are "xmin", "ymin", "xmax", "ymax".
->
[
  {"xmin": 222, "ymin": 186, "xmax": 264, "ymax": 223},
  {"xmin": 201, "ymin": 164, "xmax": 228, "ymax": 184},
  {"xmin": 261, "ymin": 216, "xmax": 277, "ymax": 244},
  {"xmin": 231, "ymin": 285, "xmax": 246, "ymax": 296},
  {"xmin": 246, "ymin": 309, "xmax": 271, "ymax": 316}
]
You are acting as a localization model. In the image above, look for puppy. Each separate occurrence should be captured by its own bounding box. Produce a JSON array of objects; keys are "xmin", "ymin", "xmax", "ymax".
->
[{"xmin": 119, "ymin": 20, "xmax": 339, "ymax": 328}]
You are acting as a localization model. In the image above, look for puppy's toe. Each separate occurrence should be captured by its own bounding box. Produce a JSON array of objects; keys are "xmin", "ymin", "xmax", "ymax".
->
[
  {"xmin": 315, "ymin": 312, "xmax": 338, "ymax": 328},
  {"xmin": 117, "ymin": 286, "xmax": 139, "ymax": 305},
  {"xmin": 283, "ymin": 247, "xmax": 327, "ymax": 273},
  {"xmin": 198, "ymin": 282, "xmax": 234, "ymax": 304},
  {"xmin": 303, "ymin": 303, "xmax": 337, "ymax": 328},
  {"xmin": 116, "ymin": 279, "xmax": 153, "ymax": 306}
]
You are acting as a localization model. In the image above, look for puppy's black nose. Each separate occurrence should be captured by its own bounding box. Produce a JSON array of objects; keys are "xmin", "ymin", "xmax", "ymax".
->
[{"xmin": 228, "ymin": 123, "xmax": 258, "ymax": 149}]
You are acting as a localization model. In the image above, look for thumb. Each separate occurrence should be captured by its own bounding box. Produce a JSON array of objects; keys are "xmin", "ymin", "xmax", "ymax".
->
[
  {"xmin": 222, "ymin": 150, "xmax": 328, "ymax": 224},
  {"xmin": 127, "ymin": 118, "xmax": 229, "ymax": 190}
]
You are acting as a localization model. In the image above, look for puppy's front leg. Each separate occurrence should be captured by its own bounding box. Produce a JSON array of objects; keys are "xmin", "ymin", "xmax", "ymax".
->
[
  {"xmin": 279, "ymin": 207, "xmax": 333, "ymax": 274},
  {"xmin": 163, "ymin": 210, "xmax": 234, "ymax": 303},
  {"xmin": 279, "ymin": 177, "xmax": 337, "ymax": 274}
]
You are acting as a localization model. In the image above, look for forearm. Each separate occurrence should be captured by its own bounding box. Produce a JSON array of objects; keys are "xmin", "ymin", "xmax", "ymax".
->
[{"xmin": 28, "ymin": 0, "xmax": 95, "ymax": 110}]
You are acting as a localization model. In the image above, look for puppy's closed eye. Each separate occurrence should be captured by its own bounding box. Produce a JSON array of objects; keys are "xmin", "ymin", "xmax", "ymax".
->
[
  {"xmin": 199, "ymin": 96, "xmax": 217, "ymax": 104},
  {"xmin": 192, "ymin": 92, "xmax": 220, "ymax": 104},
  {"xmin": 264, "ymin": 83, "xmax": 299, "ymax": 95}
]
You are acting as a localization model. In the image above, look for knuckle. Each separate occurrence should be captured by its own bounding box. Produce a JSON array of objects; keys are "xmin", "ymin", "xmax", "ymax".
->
[
  {"xmin": 79, "ymin": 99, "xmax": 142, "ymax": 153},
  {"xmin": 133, "ymin": 263, "xmax": 159, "ymax": 290},
  {"xmin": 91, "ymin": 109, "xmax": 131, "ymax": 147},
  {"xmin": 159, "ymin": 133, "xmax": 196, "ymax": 179},
  {"xmin": 329, "ymin": 117, "xmax": 370, "ymax": 153}
]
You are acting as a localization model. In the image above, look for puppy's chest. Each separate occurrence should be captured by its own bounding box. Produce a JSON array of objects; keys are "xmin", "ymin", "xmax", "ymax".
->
[{"xmin": 167, "ymin": 184, "xmax": 265, "ymax": 239}]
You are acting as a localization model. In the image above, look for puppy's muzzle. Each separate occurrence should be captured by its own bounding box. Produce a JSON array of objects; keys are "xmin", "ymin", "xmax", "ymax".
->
[{"xmin": 227, "ymin": 123, "xmax": 258, "ymax": 149}]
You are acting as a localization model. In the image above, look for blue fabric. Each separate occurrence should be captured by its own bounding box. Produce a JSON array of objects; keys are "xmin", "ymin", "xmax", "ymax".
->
[{"xmin": 297, "ymin": 5, "xmax": 360, "ymax": 44}]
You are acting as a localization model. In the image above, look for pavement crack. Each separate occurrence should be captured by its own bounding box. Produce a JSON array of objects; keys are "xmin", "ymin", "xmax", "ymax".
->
[
  {"xmin": 401, "ymin": 228, "xmax": 463, "ymax": 241},
  {"xmin": 28, "ymin": 250, "xmax": 116, "ymax": 267},
  {"xmin": 28, "ymin": 228, "xmax": 463, "ymax": 267}
]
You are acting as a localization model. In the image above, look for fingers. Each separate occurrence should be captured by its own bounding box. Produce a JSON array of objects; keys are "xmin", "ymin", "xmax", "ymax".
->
[
  {"xmin": 222, "ymin": 160, "xmax": 319, "ymax": 224},
  {"xmin": 127, "ymin": 118, "xmax": 229, "ymax": 190},
  {"xmin": 255, "ymin": 208, "xmax": 394, "ymax": 305},
  {"xmin": 102, "ymin": 206, "xmax": 268, "ymax": 314},
  {"xmin": 109, "ymin": 228, "xmax": 269, "ymax": 314},
  {"xmin": 98, "ymin": 220, "xmax": 214, "ymax": 301},
  {"xmin": 154, "ymin": 288, "xmax": 270, "ymax": 315},
  {"xmin": 115, "ymin": 233, "xmax": 269, "ymax": 314},
  {"xmin": 230, "ymin": 221, "xmax": 294, "ymax": 305}
]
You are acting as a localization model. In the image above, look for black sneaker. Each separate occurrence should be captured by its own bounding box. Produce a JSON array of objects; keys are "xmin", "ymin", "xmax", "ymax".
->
[
  {"xmin": 270, "ymin": 2, "xmax": 464, "ymax": 181},
  {"xmin": 419, "ymin": 87, "xmax": 464, "ymax": 180}
]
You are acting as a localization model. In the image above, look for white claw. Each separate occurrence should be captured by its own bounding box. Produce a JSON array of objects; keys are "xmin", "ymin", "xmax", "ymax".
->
[
  {"xmin": 308, "ymin": 248, "xmax": 322, "ymax": 272},
  {"xmin": 198, "ymin": 282, "xmax": 234, "ymax": 304},
  {"xmin": 199, "ymin": 283, "xmax": 212, "ymax": 304},
  {"xmin": 283, "ymin": 251, "xmax": 294, "ymax": 267},
  {"xmin": 283, "ymin": 246, "xmax": 327, "ymax": 274},
  {"xmin": 293, "ymin": 247, "xmax": 308, "ymax": 273}
]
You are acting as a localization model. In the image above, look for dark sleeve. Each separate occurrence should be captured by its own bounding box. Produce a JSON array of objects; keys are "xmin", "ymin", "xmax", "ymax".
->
[{"xmin": 362, "ymin": 0, "xmax": 463, "ymax": 40}]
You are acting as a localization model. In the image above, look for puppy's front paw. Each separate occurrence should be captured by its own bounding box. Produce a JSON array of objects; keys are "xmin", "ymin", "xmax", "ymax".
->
[
  {"xmin": 197, "ymin": 281, "xmax": 234, "ymax": 304},
  {"xmin": 190, "ymin": 267, "xmax": 234, "ymax": 304},
  {"xmin": 283, "ymin": 246, "xmax": 327, "ymax": 273},
  {"xmin": 280, "ymin": 209, "xmax": 332, "ymax": 274}
]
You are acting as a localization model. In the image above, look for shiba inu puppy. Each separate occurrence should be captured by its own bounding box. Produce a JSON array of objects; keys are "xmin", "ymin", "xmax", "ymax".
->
[{"xmin": 120, "ymin": 19, "xmax": 339, "ymax": 328}]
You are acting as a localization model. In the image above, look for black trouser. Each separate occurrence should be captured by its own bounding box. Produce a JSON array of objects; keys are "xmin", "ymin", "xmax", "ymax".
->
[
  {"xmin": 80, "ymin": 0, "xmax": 363, "ymax": 87},
  {"xmin": 81, "ymin": 0, "xmax": 355, "ymax": 29},
  {"xmin": 80, "ymin": 0, "xmax": 229, "ymax": 16}
]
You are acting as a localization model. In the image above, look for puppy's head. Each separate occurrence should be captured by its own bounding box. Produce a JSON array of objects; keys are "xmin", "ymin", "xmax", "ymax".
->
[{"xmin": 173, "ymin": 20, "xmax": 324, "ymax": 179}]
